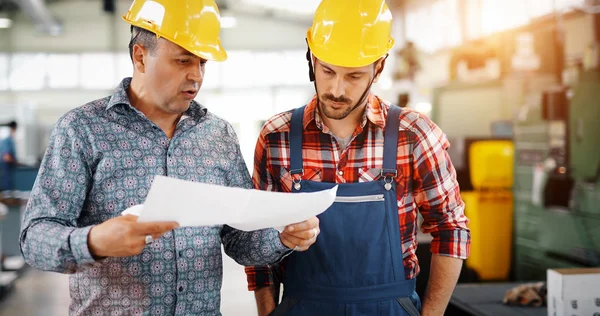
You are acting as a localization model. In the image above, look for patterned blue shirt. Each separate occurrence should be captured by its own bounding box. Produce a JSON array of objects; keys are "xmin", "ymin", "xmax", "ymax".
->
[{"xmin": 20, "ymin": 78, "xmax": 289, "ymax": 315}]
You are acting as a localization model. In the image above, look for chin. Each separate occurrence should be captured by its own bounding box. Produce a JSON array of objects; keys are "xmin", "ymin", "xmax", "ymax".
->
[
  {"xmin": 322, "ymin": 105, "xmax": 352, "ymax": 120},
  {"xmin": 167, "ymin": 103, "xmax": 191, "ymax": 115}
]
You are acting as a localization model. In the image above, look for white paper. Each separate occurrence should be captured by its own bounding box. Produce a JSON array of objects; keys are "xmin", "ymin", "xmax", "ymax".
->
[{"xmin": 133, "ymin": 175, "xmax": 337, "ymax": 231}]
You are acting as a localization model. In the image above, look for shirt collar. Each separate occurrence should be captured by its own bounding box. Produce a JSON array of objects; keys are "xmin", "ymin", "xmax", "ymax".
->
[{"xmin": 105, "ymin": 77, "xmax": 207, "ymax": 121}]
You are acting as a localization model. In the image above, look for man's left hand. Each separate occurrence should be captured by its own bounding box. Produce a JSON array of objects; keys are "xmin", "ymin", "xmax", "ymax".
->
[{"xmin": 279, "ymin": 216, "xmax": 320, "ymax": 251}]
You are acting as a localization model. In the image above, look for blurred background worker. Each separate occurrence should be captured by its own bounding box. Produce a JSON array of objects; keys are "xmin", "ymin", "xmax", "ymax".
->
[
  {"xmin": 245, "ymin": 0, "xmax": 470, "ymax": 315},
  {"xmin": 0, "ymin": 121, "xmax": 18, "ymax": 199}
]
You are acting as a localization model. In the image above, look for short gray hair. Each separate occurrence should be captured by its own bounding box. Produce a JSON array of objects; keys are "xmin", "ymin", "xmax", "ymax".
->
[{"xmin": 128, "ymin": 26, "xmax": 158, "ymax": 61}]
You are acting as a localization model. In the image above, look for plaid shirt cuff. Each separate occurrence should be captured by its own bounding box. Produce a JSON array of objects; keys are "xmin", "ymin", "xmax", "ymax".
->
[
  {"xmin": 430, "ymin": 229, "xmax": 471, "ymax": 260},
  {"xmin": 245, "ymin": 266, "xmax": 277, "ymax": 291}
]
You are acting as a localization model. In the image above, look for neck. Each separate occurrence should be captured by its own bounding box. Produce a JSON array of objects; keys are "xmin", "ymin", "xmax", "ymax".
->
[
  {"xmin": 321, "ymin": 101, "xmax": 366, "ymax": 139},
  {"xmin": 129, "ymin": 76, "xmax": 181, "ymax": 139}
]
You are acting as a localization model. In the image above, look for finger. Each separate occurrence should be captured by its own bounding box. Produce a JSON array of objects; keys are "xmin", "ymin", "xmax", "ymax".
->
[
  {"xmin": 279, "ymin": 236, "xmax": 306, "ymax": 251},
  {"xmin": 280, "ymin": 232, "xmax": 315, "ymax": 249},
  {"xmin": 285, "ymin": 216, "xmax": 319, "ymax": 233},
  {"xmin": 133, "ymin": 221, "xmax": 180, "ymax": 236},
  {"xmin": 286, "ymin": 227, "xmax": 319, "ymax": 240}
]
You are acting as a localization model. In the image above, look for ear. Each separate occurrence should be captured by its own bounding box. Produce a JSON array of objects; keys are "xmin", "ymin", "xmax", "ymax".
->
[
  {"xmin": 132, "ymin": 44, "xmax": 147, "ymax": 74},
  {"xmin": 372, "ymin": 56, "xmax": 387, "ymax": 83}
]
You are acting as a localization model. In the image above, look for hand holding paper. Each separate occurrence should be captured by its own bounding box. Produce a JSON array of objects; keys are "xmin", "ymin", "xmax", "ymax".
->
[{"xmin": 130, "ymin": 176, "xmax": 337, "ymax": 232}]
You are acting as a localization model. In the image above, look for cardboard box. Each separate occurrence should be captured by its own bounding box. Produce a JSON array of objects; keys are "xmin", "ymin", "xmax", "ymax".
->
[{"xmin": 547, "ymin": 268, "xmax": 600, "ymax": 316}]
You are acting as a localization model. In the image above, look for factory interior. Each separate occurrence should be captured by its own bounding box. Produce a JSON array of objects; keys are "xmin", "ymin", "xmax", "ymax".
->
[{"xmin": 0, "ymin": 0, "xmax": 599, "ymax": 315}]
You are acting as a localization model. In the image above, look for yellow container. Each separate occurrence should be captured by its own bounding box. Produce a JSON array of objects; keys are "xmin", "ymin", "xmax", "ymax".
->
[
  {"xmin": 469, "ymin": 140, "xmax": 514, "ymax": 189},
  {"xmin": 462, "ymin": 190, "xmax": 514, "ymax": 280}
]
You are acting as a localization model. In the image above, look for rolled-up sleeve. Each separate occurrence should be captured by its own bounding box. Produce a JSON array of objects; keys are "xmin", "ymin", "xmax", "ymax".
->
[
  {"xmin": 20, "ymin": 113, "xmax": 96, "ymax": 273},
  {"xmin": 411, "ymin": 115, "xmax": 470, "ymax": 259}
]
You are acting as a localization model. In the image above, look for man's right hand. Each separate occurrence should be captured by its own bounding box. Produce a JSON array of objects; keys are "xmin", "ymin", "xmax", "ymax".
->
[{"xmin": 88, "ymin": 214, "xmax": 179, "ymax": 258}]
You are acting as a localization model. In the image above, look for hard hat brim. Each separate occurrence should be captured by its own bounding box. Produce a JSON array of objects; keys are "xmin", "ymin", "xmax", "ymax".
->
[
  {"xmin": 123, "ymin": 15, "xmax": 228, "ymax": 62},
  {"xmin": 306, "ymin": 29, "xmax": 394, "ymax": 68}
]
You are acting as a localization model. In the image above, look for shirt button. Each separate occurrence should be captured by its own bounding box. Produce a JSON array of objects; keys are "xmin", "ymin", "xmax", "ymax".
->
[
  {"xmin": 178, "ymin": 286, "xmax": 184, "ymax": 292},
  {"xmin": 338, "ymin": 170, "xmax": 344, "ymax": 176}
]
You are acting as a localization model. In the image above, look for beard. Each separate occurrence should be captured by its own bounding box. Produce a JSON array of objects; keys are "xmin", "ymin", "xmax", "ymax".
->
[{"xmin": 318, "ymin": 93, "xmax": 362, "ymax": 120}]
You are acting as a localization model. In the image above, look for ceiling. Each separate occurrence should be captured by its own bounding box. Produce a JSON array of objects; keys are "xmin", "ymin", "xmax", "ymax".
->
[{"xmin": 0, "ymin": 0, "xmax": 403, "ymax": 36}]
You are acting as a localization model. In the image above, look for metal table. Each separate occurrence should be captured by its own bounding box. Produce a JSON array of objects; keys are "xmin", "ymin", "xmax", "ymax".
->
[{"xmin": 448, "ymin": 283, "xmax": 547, "ymax": 316}]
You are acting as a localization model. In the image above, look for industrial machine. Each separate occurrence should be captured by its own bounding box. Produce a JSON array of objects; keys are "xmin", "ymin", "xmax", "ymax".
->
[{"xmin": 513, "ymin": 71, "xmax": 600, "ymax": 281}]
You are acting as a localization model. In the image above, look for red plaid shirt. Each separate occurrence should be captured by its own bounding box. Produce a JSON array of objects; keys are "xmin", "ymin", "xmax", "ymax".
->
[{"xmin": 245, "ymin": 94, "xmax": 470, "ymax": 291}]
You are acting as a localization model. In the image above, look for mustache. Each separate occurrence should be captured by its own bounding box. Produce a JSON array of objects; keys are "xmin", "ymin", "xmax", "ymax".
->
[
  {"xmin": 182, "ymin": 82, "xmax": 199, "ymax": 91},
  {"xmin": 322, "ymin": 94, "xmax": 351, "ymax": 104}
]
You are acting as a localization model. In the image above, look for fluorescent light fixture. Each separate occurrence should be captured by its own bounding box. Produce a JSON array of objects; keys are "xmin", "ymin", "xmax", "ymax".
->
[
  {"xmin": 221, "ymin": 16, "xmax": 237, "ymax": 28},
  {"xmin": 0, "ymin": 18, "xmax": 12, "ymax": 29}
]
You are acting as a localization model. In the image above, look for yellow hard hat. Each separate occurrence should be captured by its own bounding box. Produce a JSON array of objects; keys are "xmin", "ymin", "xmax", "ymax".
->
[
  {"xmin": 307, "ymin": 0, "xmax": 395, "ymax": 68},
  {"xmin": 123, "ymin": 0, "xmax": 227, "ymax": 61}
]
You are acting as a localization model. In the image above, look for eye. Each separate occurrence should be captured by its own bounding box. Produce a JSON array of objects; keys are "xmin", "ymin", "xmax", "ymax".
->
[
  {"xmin": 178, "ymin": 59, "xmax": 191, "ymax": 64},
  {"xmin": 350, "ymin": 75, "xmax": 362, "ymax": 80}
]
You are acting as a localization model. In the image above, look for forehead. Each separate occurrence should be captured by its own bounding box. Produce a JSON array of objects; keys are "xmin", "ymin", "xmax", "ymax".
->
[
  {"xmin": 315, "ymin": 58, "xmax": 372, "ymax": 73},
  {"xmin": 158, "ymin": 39, "xmax": 195, "ymax": 56}
]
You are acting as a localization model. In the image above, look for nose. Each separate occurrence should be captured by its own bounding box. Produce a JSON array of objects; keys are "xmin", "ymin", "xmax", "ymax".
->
[
  {"xmin": 187, "ymin": 63, "xmax": 204, "ymax": 83},
  {"xmin": 330, "ymin": 75, "xmax": 346, "ymax": 98}
]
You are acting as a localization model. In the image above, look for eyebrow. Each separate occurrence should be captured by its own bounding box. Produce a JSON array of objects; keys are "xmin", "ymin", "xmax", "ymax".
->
[
  {"xmin": 321, "ymin": 64, "xmax": 366, "ymax": 76},
  {"xmin": 175, "ymin": 52, "xmax": 207, "ymax": 63},
  {"xmin": 321, "ymin": 64, "xmax": 335, "ymax": 73},
  {"xmin": 347, "ymin": 71, "xmax": 367, "ymax": 76}
]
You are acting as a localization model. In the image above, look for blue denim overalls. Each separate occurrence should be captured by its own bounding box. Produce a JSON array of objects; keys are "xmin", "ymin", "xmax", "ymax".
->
[{"xmin": 270, "ymin": 105, "xmax": 421, "ymax": 315}]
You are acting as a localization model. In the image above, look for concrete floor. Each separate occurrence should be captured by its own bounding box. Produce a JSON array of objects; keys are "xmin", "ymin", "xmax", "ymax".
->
[{"xmin": 0, "ymin": 250, "xmax": 258, "ymax": 316}]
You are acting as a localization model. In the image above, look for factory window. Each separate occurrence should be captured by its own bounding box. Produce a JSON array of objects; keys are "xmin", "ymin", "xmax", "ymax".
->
[
  {"xmin": 9, "ymin": 53, "xmax": 46, "ymax": 91},
  {"xmin": 253, "ymin": 51, "xmax": 280, "ymax": 86},
  {"xmin": 0, "ymin": 54, "xmax": 7, "ymax": 91},
  {"xmin": 115, "ymin": 53, "xmax": 133, "ymax": 84},
  {"xmin": 80, "ymin": 53, "xmax": 115, "ymax": 89},
  {"xmin": 280, "ymin": 50, "xmax": 310, "ymax": 86},
  {"xmin": 47, "ymin": 54, "xmax": 80, "ymax": 89},
  {"xmin": 221, "ymin": 50, "xmax": 255, "ymax": 88},
  {"xmin": 202, "ymin": 61, "xmax": 222, "ymax": 90},
  {"xmin": 0, "ymin": 50, "xmax": 311, "ymax": 91}
]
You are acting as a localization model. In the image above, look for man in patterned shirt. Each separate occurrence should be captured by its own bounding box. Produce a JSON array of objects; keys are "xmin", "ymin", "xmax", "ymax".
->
[
  {"xmin": 245, "ymin": 0, "xmax": 470, "ymax": 315},
  {"xmin": 20, "ymin": 0, "xmax": 319, "ymax": 315}
]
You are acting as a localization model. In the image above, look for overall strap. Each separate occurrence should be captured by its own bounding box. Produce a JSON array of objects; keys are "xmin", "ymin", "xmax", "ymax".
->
[
  {"xmin": 381, "ymin": 104, "xmax": 402, "ymax": 178},
  {"xmin": 289, "ymin": 106, "xmax": 306, "ymax": 176}
]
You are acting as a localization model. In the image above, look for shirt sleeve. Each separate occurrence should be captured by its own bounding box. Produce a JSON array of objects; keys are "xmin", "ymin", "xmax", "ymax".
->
[
  {"xmin": 411, "ymin": 114, "xmax": 470, "ymax": 259},
  {"xmin": 20, "ymin": 113, "xmax": 97, "ymax": 273}
]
